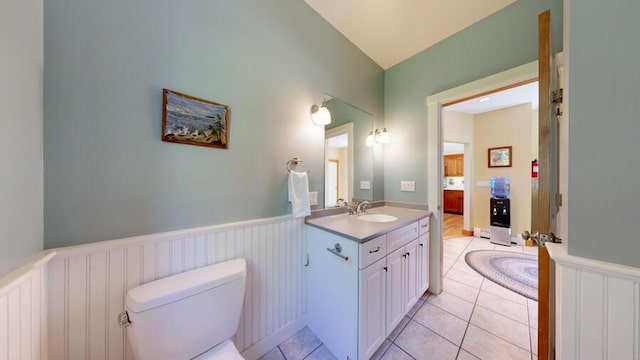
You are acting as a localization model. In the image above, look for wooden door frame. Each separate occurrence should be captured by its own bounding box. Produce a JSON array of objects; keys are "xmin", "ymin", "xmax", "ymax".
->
[{"xmin": 426, "ymin": 61, "xmax": 538, "ymax": 294}]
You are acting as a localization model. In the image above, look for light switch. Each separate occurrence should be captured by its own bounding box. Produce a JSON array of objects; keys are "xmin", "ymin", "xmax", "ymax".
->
[
  {"xmin": 309, "ymin": 191, "xmax": 318, "ymax": 206},
  {"xmin": 400, "ymin": 181, "xmax": 416, "ymax": 192},
  {"xmin": 360, "ymin": 181, "xmax": 371, "ymax": 190}
]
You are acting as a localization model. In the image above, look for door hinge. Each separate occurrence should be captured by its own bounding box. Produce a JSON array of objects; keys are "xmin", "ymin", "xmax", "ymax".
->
[
  {"xmin": 556, "ymin": 193, "xmax": 563, "ymax": 208},
  {"xmin": 553, "ymin": 89, "xmax": 563, "ymax": 104}
]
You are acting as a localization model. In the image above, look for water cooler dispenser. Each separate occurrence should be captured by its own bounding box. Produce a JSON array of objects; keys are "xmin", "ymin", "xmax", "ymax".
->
[{"xmin": 490, "ymin": 176, "xmax": 511, "ymax": 246}]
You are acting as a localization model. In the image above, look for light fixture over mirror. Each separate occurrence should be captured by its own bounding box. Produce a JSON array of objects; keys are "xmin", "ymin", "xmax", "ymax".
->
[
  {"xmin": 310, "ymin": 103, "xmax": 332, "ymax": 126},
  {"xmin": 366, "ymin": 128, "xmax": 391, "ymax": 145}
]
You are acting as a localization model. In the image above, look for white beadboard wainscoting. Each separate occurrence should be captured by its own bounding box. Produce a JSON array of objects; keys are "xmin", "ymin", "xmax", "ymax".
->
[
  {"xmin": 47, "ymin": 215, "xmax": 307, "ymax": 360},
  {"xmin": 548, "ymin": 244, "xmax": 640, "ymax": 360},
  {"xmin": 0, "ymin": 251, "xmax": 56, "ymax": 360}
]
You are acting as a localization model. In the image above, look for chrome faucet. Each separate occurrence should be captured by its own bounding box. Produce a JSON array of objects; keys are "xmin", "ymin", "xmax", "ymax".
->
[{"xmin": 356, "ymin": 201, "xmax": 371, "ymax": 214}]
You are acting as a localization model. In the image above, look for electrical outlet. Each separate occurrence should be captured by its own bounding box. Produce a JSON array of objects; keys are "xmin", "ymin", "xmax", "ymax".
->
[
  {"xmin": 308, "ymin": 191, "xmax": 318, "ymax": 206},
  {"xmin": 400, "ymin": 181, "xmax": 416, "ymax": 192},
  {"xmin": 360, "ymin": 181, "xmax": 371, "ymax": 190}
]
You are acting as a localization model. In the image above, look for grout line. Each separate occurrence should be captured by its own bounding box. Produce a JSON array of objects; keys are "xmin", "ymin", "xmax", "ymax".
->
[
  {"xmin": 300, "ymin": 343, "xmax": 323, "ymax": 360},
  {"xmin": 455, "ymin": 238, "xmax": 484, "ymax": 360}
]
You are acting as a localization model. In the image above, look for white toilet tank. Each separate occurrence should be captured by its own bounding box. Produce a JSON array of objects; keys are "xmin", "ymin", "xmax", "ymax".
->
[{"xmin": 125, "ymin": 258, "xmax": 246, "ymax": 360}]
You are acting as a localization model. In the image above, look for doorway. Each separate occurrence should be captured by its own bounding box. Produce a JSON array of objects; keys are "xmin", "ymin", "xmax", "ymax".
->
[
  {"xmin": 426, "ymin": 61, "xmax": 538, "ymax": 295},
  {"xmin": 325, "ymin": 123, "xmax": 353, "ymax": 207},
  {"xmin": 442, "ymin": 79, "xmax": 539, "ymax": 243}
]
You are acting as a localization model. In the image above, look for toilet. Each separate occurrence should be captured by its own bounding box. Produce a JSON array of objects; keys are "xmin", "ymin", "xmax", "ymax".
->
[{"xmin": 123, "ymin": 258, "xmax": 247, "ymax": 360}]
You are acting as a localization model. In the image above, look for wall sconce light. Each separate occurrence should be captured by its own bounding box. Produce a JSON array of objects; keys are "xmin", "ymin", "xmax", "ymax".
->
[
  {"xmin": 310, "ymin": 103, "xmax": 331, "ymax": 126},
  {"xmin": 366, "ymin": 128, "xmax": 391, "ymax": 145}
]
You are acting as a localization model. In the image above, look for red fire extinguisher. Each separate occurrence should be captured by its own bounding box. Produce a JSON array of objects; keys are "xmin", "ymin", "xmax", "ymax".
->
[{"xmin": 531, "ymin": 159, "xmax": 539, "ymax": 178}]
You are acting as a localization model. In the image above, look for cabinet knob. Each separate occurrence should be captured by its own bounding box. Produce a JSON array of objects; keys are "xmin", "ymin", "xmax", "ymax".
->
[
  {"xmin": 419, "ymin": 243, "xmax": 424, "ymax": 247},
  {"xmin": 383, "ymin": 266, "xmax": 388, "ymax": 272}
]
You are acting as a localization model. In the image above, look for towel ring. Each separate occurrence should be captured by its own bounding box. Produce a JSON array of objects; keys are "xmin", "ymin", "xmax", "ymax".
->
[{"xmin": 287, "ymin": 157, "xmax": 309, "ymax": 173}]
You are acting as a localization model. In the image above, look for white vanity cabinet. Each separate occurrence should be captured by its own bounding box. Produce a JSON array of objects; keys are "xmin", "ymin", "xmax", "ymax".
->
[{"xmin": 306, "ymin": 215, "xmax": 430, "ymax": 360}]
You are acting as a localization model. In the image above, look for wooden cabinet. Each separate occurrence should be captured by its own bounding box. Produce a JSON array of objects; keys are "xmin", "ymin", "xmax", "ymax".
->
[
  {"xmin": 443, "ymin": 190, "xmax": 464, "ymax": 214},
  {"xmin": 417, "ymin": 217, "xmax": 430, "ymax": 295},
  {"xmin": 306, "ymin": 215, "xmax": 430, "ymax": 360},
  {"xmin": 444, "ymin": 154, "xmax": 464, "ymax": 176},
  {"xmin": 359, "ymin": 257, "xmax": 386, "ymax": 359}
]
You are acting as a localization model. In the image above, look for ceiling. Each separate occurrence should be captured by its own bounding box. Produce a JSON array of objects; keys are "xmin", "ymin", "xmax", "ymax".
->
[
  {"xmin": 445, "ymin": 81, "xmax": 539, "ymax": 114},
  {"xmin": 304, "ymin": 0, "xmax": 516, "ymax": 69}
]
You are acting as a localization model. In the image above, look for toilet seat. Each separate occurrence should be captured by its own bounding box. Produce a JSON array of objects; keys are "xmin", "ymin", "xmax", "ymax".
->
[{"xmin": 193, "ymin": 339, "xmax": 244, "ymax": 360}]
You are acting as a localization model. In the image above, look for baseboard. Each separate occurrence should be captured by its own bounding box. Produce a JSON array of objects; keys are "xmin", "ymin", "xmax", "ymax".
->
[
  {"xmin": 240, "ymin": 315, "xmax": 307, "ymax": 360},
  {"xmin": 462, "ymin": 229, "xmax": 474, "ymax": 236}
]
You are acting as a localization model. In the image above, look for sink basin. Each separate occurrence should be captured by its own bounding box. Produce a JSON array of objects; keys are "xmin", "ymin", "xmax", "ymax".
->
[{"xmin": 357, "ymin": 214, "xmax": 398, "ymax": 223}]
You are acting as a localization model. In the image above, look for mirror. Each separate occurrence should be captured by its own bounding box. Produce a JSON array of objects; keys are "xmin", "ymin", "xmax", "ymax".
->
[{"xmin": 321, "ymin": 96, "xmax": 374, "ymax": 208}]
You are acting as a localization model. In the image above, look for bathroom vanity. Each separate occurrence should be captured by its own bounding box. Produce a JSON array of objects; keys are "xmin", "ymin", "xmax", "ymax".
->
[{"xmin": 305, "ymin": 207, "xmax": 430, "ymax": 360}]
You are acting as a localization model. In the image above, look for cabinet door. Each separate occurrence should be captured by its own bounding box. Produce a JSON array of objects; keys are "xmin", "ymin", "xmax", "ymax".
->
[
  {"xmin": 359, "ymin": 258, "xmax": 386, "ymax": 360},
  {"xmin": 418, "ymin": 233, "xmax": 429, "ymax": 294},
  {"xmin": 404, "ymin": 239, "xmax": 420, "ymax": 311},
  {"xmin": 457, "ymin": 192, "xmax": 464, "ymax": 213},
  {"xmin": 386, "ymin": 247, "xmax": 405, "ymax": 336},
  {"xmin": 455, "ymin": 155, "xmax": 464, "ymax": 176}
]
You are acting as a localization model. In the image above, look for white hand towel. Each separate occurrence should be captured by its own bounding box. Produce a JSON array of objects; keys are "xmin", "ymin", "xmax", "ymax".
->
[{"xmin": 288, "ymin": 171, "xmax": 311, "ymax": 218}]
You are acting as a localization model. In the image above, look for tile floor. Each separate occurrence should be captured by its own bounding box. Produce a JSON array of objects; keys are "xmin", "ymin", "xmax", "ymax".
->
[{"xmin": 259, "ymin": 236, "xmax": 539, "ymax": 360}]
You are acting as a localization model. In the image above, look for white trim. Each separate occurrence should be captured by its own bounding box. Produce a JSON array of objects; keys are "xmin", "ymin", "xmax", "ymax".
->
[
  {"xmin": 49, "ymin": 214, "xmax": 295, "ymax": 259},
  {"xmin": 47, "ymin": 215, "xmax": 307, "ymax": 360},
  {"xmin": 547, "ymin": 243, "xmax": 640, "ymax": 282},
  {"xmin": 0, "ymin": 251, "xmax": 56, "ymax": 295},
  {"xmin": 425, "ymin": 60, "xmax": 539, "ymax": 294}
]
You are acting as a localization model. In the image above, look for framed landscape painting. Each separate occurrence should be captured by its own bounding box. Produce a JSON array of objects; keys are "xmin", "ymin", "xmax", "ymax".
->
[
  {"xmin": 488, "ymin": 146, "xmax": 512, "ymax": 168},
  {"xmin": 162, "ymin": 89, "xmax": 230, "ymax": 149}
]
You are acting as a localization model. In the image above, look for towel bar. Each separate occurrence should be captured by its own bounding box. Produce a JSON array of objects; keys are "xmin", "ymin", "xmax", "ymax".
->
[{"xmin": 326, "ymin": 243, "xmax": 349, "ymax": 262}]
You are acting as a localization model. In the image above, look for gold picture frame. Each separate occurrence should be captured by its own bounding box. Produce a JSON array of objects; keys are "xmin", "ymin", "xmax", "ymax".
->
[
  {"xmin": 488, "ymin": 146, "xmax": 512, "ymax": 168},
  {"xmin": 162, "ymin": 89, "xmax": 230, "ymax": 149}
]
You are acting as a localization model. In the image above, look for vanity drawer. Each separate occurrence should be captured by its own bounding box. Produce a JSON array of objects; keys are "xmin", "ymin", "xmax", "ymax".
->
[
  {"xmin": 387, "ymin": 222, "xmax": 419, "ymax": 254},
  {"xmin": 419, "ymin": 217, "xmax": 429, "ymax": 235},
  {"xmin": 359, "ymin": 235, "xmax": 386, "ymax": 269}
]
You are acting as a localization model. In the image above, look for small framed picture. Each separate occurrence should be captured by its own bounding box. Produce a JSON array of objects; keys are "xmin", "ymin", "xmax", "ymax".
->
[
  {"xmin": 162, "ymin": 89, "xmax": 230, "ymax": 149},
  {"xmin": 488, "ymin": 146, "xmax": 512, "ymax": 168}
]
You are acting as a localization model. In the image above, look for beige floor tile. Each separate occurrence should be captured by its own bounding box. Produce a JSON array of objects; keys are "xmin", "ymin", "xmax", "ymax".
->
[
  {"xmin": 395, "ymin": 321, "xmax": 459, "ymax": 360},
  {"xmin": 528, "ymin": 299, "xmax": 539, "ymax": 329},
  {"xmin": 388, "ymin": 316, "xmax": 411, "ymax": 341},
  {"xmin": 496, "ymin": 245, "xmax": 524, "ymax": 253},
  {"xmin": 380, "ymin": 344, "xmax": 413, "ymax": 360},
  {"xmin": 451, "ymin": 259, "xmax": 479, "ymax": 276},
  {"xmin": 523, "ymin": 245, "xmax": 539, "ymax": 256},
  {"xmin": 305, "ymin": 344, "xmax": 336, "ymax": 360},
  {"xmin": 445, "ymin": 268, "xmax": 484, "ymax": 289},
  {"xmin": 407, "ymin": 298, "xmax": 426, "ymax": 318},
  {"xmin": 461, "ymin": 325, "xmax": 530, "ymax": 360},
  {"xmin": 413, "ymin": 303, "xmax": 468, "ymax": 345},
  {"xmin": 456, "ymin": 350, "xmax": 479, "ymax": 360},
  {"xmin": 480, "ymin": 279, "xmax": 527, "ymax": 305},
  {"xmin": 470, "ymin": 306, "xmax": 530, "ymax": 352},
  {"xmin": 427, "ymin": 291, "xmax": 475, "ymax": 321},
  {"xmin": 530, "ymin": 327, "xmax": 538, "ymax": 355},
  {"xmin": 476, "ymin": 290, "xmax": 529, "ymax": 325},
  {"xmin": 370, "ymin": 339, "xmax": 392, "ymax": 360},
  {"xmin": 442, "ymin": 278, "xmax": 480, "ymax": 303}
]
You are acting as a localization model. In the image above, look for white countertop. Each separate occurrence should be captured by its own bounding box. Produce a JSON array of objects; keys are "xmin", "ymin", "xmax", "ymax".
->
[
  {"xmin": 305, "ymin": 206, "xmax": 430, "ymax": 243},
  {"xmin": 443, "ymin": 187, "xmax": 464, "ymax": 191}
]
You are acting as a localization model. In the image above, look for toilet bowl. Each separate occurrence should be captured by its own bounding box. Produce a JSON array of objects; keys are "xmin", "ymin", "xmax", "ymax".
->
[{"xmin": 123, "ymin": 258, "xmax": 247, "ymax": 360}]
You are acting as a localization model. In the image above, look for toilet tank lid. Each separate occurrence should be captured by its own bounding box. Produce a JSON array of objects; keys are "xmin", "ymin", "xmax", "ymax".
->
[{"xmin": 126, "ymin": 258, "xmax": 246, "ymax": 313}]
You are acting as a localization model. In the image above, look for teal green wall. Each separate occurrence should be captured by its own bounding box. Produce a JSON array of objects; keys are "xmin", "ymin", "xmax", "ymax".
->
[
  {"xmin": 1, "ymin": 0, "xmax": 43, "ymax": 276},
  {"xmin": 567, "ymin": 0, "xmax": 640, "ymax": 267},
  {"xmin": 43, "ymin": 0, "xmax": 384, "ymax": 248},
  {"xmin": 383, "ymin": 0, "xmax": 562, "ymax": 204}
]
